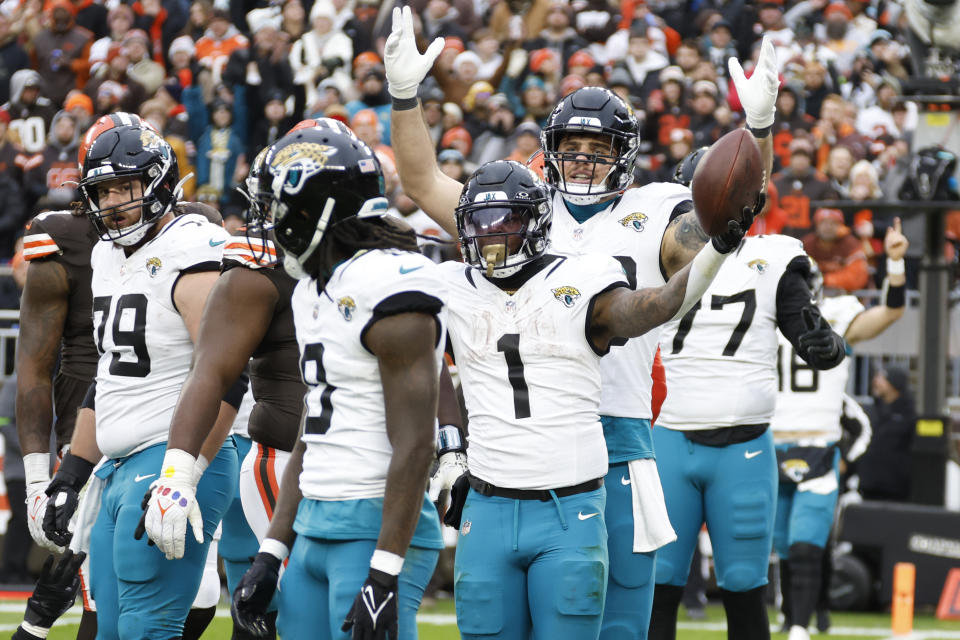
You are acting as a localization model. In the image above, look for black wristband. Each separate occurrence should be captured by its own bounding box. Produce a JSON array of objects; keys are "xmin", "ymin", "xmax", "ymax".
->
[
  {"xmin": 391, "ymin": 96, "xmax": 419, "ymax": 111},
  {"xmin": 55, "ymin": 452, "xmax": 96, "ymax": 491},
  {"xmin": 885, "ymin": 282, "xmax": 906, "ymax": 309},
  {"xmin": 747, "ymin": 124, "xmax": 772, "ymax": 138}
]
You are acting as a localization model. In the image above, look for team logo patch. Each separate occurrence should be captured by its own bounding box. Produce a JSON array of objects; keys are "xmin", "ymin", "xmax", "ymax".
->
[
  {"xmin": 618, "ymin": 212, "xmax": 648, "ymax": 232},
  {"xmin": 552, "ymin": 286, "xmax": 581, "ymax": 308},
  {"xmin": 748, "ymin": 259, "xmax": 769, "ymax": 273},
  {"xmin": 505, "ymin": 299, "xmax": 516, "ymax": 314},
  {"xmin": 573, "ymin": 228, "xmax": 583, "ymax": 241},
  {"xmin": 269, "ymin": 143, "xmax": 340, "ymax": 196},
  {"xmin": 781, "ymin": 458, "xmax": 810, "ymax": 483},
  {"xmin": 461, "ymin": 520, "xmax": 471, "ymax": 535},
  {"xmin": 146, "ymin": 257, "xmax": 162, "ymax": 277},
  {"xmin": 338, "ymin": 296, "xmax": 356, "ymax": 321}
]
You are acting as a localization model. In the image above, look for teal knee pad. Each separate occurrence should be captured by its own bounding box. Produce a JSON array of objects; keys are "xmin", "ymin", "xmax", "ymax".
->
[
  {"xmin": 555, "ymin": 560, "xmax": 606, "ymax": 616},
  {"xmin": 455, "ymin": 580, "xmax": 504, "ymax": 635}
]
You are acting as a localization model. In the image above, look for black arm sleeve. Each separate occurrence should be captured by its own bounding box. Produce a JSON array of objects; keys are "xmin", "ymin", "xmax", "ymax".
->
[
  {"xmin": 775, "ymin": 256, "xmax": 845, "ymax": 370},
  {"xmin": 222, "ymin": 369, "xmax": 250, "ymax": 411}
]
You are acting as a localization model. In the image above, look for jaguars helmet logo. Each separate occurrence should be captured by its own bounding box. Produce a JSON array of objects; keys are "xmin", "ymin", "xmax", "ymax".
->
[
  {"xmin": 781, "ymin": 458, "xmax": 810, "ymax": 483},
  {"xmin": 552, "ymin": 286, "xmax": 581, "ymax": 308},
  {"xmin": 748, "ymin": 259, "xmax": 769, "ymax": 273},
  {"xmin": 139, "ymin": 128, "xmax": 169, "ymax": 158},
  {"xmin": 268, "ymin": 143, "xmax": 339, "ymax": 196},
  {"xmin": 619, "ymin": 212, "xmax": 647, "ymax": 232},
  {"xmin": 145, "ymin": 257, "xmax": 162, "ymax": 277},
  {"xmin": 337, "ymin": 296, "xmax": 356, "ymax": 321}
]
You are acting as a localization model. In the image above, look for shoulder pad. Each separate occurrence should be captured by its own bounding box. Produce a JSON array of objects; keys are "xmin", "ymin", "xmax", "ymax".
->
[
  {"xmin": 23, "ymin": 210, "xmax": 89, "ymax": 261},
  {"xmin": 222, "ymin": 234, "xmax": 279, "ymax": 270}
]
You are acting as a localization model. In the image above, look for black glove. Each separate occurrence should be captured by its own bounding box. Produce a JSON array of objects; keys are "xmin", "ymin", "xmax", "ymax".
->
[
  {"xmin": 132, "ymin": 484, "xmax": 155, "ymax": 546},
  {"xmin": 711, "ymin": 201, "xmax": 758, "ymax": 254},
  {"xmin": 798, "ymin": 306, "xmax": 842, "ymax": 362},
  {"xmin": 43, "ymin": 453, "xmax": 95, "ymax": 547},
  {"xmin": 231, "ymin": 552, "xmax": 282, "ymax": 637},
  {"xmin": 24, "ymin": 550, "xmax": 86, "ymax": 629},
  {"xmin": 341, "ymin": 569, "xmax": 399, "ymax": 640}
]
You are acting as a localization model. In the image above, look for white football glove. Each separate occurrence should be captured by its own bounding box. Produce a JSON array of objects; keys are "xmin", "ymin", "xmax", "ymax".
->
[
  {"xmin": 24, "ymin": 453, "xmax": 62, "ymax": 552},
  {"xmin": 428, "ymin": 452, "xmax": 468, "ymax": 502},
  {"xmin": 384, "ymin": 5, "xmax": 445, "ymax": 100},
  {"xmin": 144, "ymin": 449, "xmax": 204, "ymax": 560},
  {"xmin": 728, "ymin": 36, "xmax": 779, "ymax": 130}
]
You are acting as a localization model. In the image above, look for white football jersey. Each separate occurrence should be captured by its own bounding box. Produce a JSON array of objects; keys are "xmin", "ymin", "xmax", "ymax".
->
[
  {"xmin": 657, "ymin": 235, "xmax": 807, "ymax": 430},
  {"xmin": 550, "ymin": 183, "xmax": 688, "ymax": 419},
  {"xmin": 292, "ymin": 249, "xmax": 448, "ymax": 501},
  {"xmin": 441, "ymin": 253, "xmax": 629, "ymax": 489},
  {"xmin": 771, "ymin": 295, "xmax": 864, "ymax": 442},
  {"xmin": 91, "ymin": 214, "xmax": 229, "ymax": 458}
]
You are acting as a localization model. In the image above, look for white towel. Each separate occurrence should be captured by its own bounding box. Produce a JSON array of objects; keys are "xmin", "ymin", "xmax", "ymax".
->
[
  {"xmin": 69, "ymin": 458, "xmax": 107, "ymax": 555},
  {"xmin": 628, "ymin": 458, "xmax": 677, "ymax": 553}
]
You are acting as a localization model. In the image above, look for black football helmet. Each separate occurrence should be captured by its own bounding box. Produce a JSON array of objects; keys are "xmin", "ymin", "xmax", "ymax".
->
[
  {"xmin": 79, "ymin": 124, "xmax": 181, "ymax": 246},
  {"xmin": 259, "ymin": 118, "xmax": 388, "ymax": 279},
  {"xmin": 541, "ymin": 87, "xmax": 640, "ymax": 205},
  {"xmin": 673, "ymin": 146, "xmax": 709, "ymax": 187},
  {"xmin": 455, "ymin": 160, "xmax": 551, "ymax": 278}
]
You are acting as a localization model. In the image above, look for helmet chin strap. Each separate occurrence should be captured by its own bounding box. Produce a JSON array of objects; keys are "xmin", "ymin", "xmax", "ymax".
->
[{"xmin": 285, "ymin": 197, "xmax": 336, "ymax": 280}]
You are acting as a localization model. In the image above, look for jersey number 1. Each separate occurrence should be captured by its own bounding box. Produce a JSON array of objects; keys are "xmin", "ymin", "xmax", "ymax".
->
[
  {"xmin": 92, "ymin": 294, "xmax": 151, "ymax": 377},
  {"xmin": 497, "ymin": 334, "xmax": 530, "ymax": 419}
]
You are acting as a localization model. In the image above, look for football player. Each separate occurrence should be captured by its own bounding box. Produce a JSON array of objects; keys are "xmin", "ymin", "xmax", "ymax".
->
[
  {"xmin": 384, "ymin": 6, "xmax": 779, "ymax": 637},
  {"xmin": 649, "ymin": 161, "xmax": 847, "ymax": 639},
  {"xmin": 59, "ymin": 123, "xmax": 239, "ymax": 639},
  {"xmin": 771, "ymin": 218, "xmax": 908, "ymax": 640},
  {"xmin": 137, "ymin": 142, "xmax": 305, "ymax": 640},
  {"xmin": 434, "ymin": 158, "xmax": 754, "ymax": 639},
  {"xmin": 230, "ymin": 123, "xmax": 452, "ymax": 640},
  {"xmin": 18, "ymin": 112, "xmax": 228, "ymax": 640}
]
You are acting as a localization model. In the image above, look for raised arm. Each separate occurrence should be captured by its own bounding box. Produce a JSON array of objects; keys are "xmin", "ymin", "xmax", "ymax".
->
[
  {"xmin": 591, "ymin": 218, "xmax": 752, "ymax": 352},
  {"xmin": 660, "ymin": 37, "xmax": 779, "ymax": 278},
  {"xmin": 386, "ymin": 5, "xmax": 461, "ymax": 235},
  {"xmin": 844, "ymin": 218, "xmax": 907, "ymax": 344}
]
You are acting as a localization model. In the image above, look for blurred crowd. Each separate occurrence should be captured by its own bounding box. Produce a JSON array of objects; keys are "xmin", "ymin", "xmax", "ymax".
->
[{"xmin": 0, "ymin": 0, "xmax": 958, "ymax": 291}]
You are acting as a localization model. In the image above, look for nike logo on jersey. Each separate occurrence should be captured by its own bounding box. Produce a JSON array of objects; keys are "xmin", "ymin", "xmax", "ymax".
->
[
  {"xmin": 578, "ymin": 512, "xmax": 600, "ymax": 520},
  {"xmin": 621, "ymin": 476, "xmax": 631, "ymax": 486},
  {"xmin": 744, "ymin": 450, "xmax": 763, "ymax": 459},
  {"xmin": 135, "ymin": 473, "xmax": 156, "ymax": 482},
  {"xmin": 399, "ymin": 265, "xmax": 423, "ymax": 274},
  {"xmin": 209, "ymin": 238, "xmax": 226, "ymax": 247}
]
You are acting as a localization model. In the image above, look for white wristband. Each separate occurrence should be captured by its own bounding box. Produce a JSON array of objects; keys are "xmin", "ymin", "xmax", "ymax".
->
[
  {"xmin": 259, "ymin": 538, "xmax": 289, "ymax": 562},
  {"xmin": 670, "ymin": 242, "xmax": 728, "ymax": 321},
  {"xmin": 370, "ymin": 549, "xmax": 404, "ymax": 576},
  {"xmin": 160, "ymin": 448, "xmax": 197, "ymax": 485},
  {"xmin": 23, "ymin": 453, "xmax": 51, "ymax": 486},
  {"xmin": 20, "ymin": 621, "xmax": 50, "ymax": 638},
  {"xmin": 886, "ymin": 258, "xmax": 905, "ymax": 276}
]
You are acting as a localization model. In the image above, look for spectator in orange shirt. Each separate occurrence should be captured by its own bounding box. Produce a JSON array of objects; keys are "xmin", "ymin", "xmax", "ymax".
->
[
  {"xmin": 194, "ymin": 8, "xmax": 248, "ymax": 85},
  {"xmin": 803, "ymin": 207, "xmax": 869, "ymax": 292},
  {"xmin": 774, "ymin": 136, "xmax": 839, "ymax": 238}
]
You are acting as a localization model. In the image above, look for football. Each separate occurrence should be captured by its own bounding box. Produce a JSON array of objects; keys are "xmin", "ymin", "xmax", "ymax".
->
[{"xmin": 690, "ymin": 128, "xmax": 764, "ymax": 237}]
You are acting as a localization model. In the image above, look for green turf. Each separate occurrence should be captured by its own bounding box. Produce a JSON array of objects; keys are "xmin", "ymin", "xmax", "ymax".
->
[{"xmin": 5, "ymin": 598, "xmax": 959, "ymax": 639}]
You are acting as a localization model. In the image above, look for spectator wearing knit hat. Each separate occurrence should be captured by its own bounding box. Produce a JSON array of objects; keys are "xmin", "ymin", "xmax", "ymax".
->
[
  {"xmin": 289, "ymin": 0, "xmax": 353, "ymax": 110},
  {"xmin": 819, "ymin": 2, "xmax": 865, "ymax": 75},
  {"xmin": 63, "ymin": 89, "xmax": 93, "ymax": 131},
  {"xmin": 31, "ymin": 0, "xmax": 92, "ymax": 105},
  {"xmin": 688, "ymin": 79, "xmax": 728, "ymax": 148},
  {"xmin": 168, "ymin": 35, "xmax": 197, "ymax": 88},
  {"xmin": 803, "ymin": 207, "xmax": 870, "ymax": 292},
  {"xmin": 774, "ymin": 136, "xmax": 840, "ymax": 238},
  {"xmin": 0, "ymin": 11, "xmax": 29, "ymax": 106},
  {"xmin": 196, "ymin": 98, "xmax": 245, "ymax": 206},
  {"xmin": 646, "ymin": 65, "xmax": 689, "ymax": 152},
  {"xmin": 345, "ymin": 64, "xmax": 392, "ymax": 143},
  {"xmin": 123, "ymin": 28, "xmax": 165, "ymax": 95},
  {"xmin": 69, "ymin": 0, "xmax": 108, "ymax": 41},
  {"xmin": 771, "ymin": 82, "xmax": 816, "ymax": 170},
  {"xmin": 83, "ymin": 43, "xmax": 146, "ymax": 115}
]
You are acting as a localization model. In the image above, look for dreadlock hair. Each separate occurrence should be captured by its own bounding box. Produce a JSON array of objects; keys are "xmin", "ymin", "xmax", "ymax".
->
[{"xmin": 309, "ymin": 215, "xmax": 421, "ymax": 287}]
